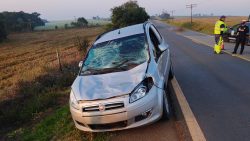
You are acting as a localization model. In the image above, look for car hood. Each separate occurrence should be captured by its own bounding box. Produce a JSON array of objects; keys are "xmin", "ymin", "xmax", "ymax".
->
[{"xmin": 72, "ymin": 62, "xmax": 148, "ymax": 101}]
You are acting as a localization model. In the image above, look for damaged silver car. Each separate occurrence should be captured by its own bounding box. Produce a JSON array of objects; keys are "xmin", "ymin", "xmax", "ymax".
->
[{"xmin": 70, "ymin": 21, "xmax": 173, "ymax": 132}]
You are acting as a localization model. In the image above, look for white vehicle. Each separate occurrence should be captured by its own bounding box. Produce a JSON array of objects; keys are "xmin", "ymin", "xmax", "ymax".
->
[{"xmin": 70, "ymin": 21, "xmax": 173, "ymax": 132}]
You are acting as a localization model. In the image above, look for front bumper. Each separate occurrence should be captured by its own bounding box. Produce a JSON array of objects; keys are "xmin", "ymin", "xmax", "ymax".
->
[{"xmin": 70, "ymin": 85, "xmax": 164, "ymax": 132}]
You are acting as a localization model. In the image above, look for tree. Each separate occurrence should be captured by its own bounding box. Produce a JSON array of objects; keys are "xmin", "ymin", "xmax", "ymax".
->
[
  {"xmin": 0, "ymin": 11, "xmax": 45, "ymax": 32},
  {"xmin": 159, "ymin": 12, "xmax": 170, "ymax": 19},
  {"xmin": 111, "ymin": 1, "xmax": 149, "ymax": 28},
  {"xmin": 0, "ymin": 20, "xmax": 7, "ymax": 41},
  {"xmin": 64, "ymin": 24, "xmax": 68, "ymax": 29},
  {"xmin": 71, "ymin": 17, "xmax": 88, "ymax": 28},
  {"xmin": 77, "ymin": 17, "xmax": 88, "ymax": 27}
]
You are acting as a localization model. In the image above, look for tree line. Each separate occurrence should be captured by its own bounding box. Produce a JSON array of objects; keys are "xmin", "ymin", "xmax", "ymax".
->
[
  {"xmin": 0, "ymin": 11, "xmax": 45, "ymax": 41},
  {"xmin": 106, "ymin": 1, "xmax": 149, "ymax": 30}
]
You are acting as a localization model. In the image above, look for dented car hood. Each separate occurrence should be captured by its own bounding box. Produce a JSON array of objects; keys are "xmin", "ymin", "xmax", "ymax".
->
[{"xmin": 72, "ymin": 62, "xmax": 148, "ymax": 101}]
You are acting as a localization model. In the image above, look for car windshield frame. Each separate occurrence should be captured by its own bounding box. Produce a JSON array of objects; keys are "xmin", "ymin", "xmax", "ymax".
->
[{"xmin": 79, "ymin": 33, "xmax": 149, "ymax": 76}]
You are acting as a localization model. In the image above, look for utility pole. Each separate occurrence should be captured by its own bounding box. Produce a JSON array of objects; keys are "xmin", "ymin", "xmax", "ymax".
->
[
  {"xmin": 170, "ymin": 10, "xmax": 175, "ymax": 22},
  {"xmin": 186, "ymin": 4, "xmax": 197, "ymax": 24}
]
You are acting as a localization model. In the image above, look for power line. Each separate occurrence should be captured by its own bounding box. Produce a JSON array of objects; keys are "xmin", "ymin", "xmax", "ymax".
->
[
  {"xmin": 186, "ymin": 4, "xmax": 197, "ymax": 24},
  {"xmin": 170, "ymin": 10, "xmax": 175, "ymax": 22}
]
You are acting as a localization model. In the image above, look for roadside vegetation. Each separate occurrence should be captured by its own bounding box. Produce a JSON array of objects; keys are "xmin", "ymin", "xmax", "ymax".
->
[
  {"xmin": 164, "ymin": 16, "xmax": 248, "ymax": 35},
  {"xmin": 106, "ymin": 0, "xmax": 149, "ymax": 30},
  {"xmin": 0, "ymin": 27, "xmax": 109, "ymax": 140},
  {"xmin": 0, "ymin": 11, "xmax": 45, "ymax": 41}
]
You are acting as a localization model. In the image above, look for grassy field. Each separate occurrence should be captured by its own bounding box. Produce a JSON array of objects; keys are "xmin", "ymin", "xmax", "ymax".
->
[
  {"xmin": 34, "ymin": 19, "xmax": 111, "ymax": 31},
  {"xmin": 0, "ymin": 27, "xmax": 113, "ymax": 140},
  {"xmin": 164, "ymin": 16, "xmax": 248, "ymax": 35}
]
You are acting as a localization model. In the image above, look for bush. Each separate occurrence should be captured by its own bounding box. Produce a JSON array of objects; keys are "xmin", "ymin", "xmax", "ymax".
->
[
  {"xmin": 104, "ymin": 23, "xmax": 115, "ymax": 31},
  {"xmin": 64, "ymin": 24, "xmax": 68, "ymax": 29},
  {"xmin": 0, "ymin": 65, "xmax": 76, "ymax": 133},
  {"xmin": 111, "ymin": 1, "xmax": 149, "ymax": 28},
  {"xmin": 74, "ymin": 36, "xmax": 90, "ymax": 56},
  {"xmin": 0, "ymin": 20, "xmax": 7, "ymax": 41},
  {"xmin": 71, "ymin": 17, "xmax": 88, "ymax": 28}
]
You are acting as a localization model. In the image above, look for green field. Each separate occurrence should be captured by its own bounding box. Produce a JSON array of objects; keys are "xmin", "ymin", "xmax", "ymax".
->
[{"xmin": 34, "ymin": 19, "xmax": 111, "ymax": 31}]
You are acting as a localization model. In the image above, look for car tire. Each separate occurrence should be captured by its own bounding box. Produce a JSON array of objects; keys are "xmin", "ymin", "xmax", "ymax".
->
[
  {"xmin": 168, "ymin": 64, "xmax": 174, "ymax": 80},
  {"xmin": 162, "ymin": 84, "xmax": 171, "ymax": 120}
]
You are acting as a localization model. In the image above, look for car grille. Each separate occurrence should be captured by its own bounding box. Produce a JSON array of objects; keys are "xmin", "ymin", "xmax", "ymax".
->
[
  {"xmin": 83, "ymin": 102, "xmax": 124, "ymax": 112},
  {"xmin": 88, "ymin": 120, "xmax": 127, "ymax": 130}
]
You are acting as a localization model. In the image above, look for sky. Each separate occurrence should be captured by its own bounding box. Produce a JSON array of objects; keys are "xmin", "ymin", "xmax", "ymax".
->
[{"xmin": 0, "ymin": 0, "xmax": 249, "ymax": 21}]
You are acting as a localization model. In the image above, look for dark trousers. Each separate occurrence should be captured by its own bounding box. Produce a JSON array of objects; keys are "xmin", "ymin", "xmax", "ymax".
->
[
  {"xmin": 215, "ymin": 34, "xmax": 221, "ymax": 45},
  {"xmin": 233, "ymin": 37, "xmax": 246, "ymax": 54}
]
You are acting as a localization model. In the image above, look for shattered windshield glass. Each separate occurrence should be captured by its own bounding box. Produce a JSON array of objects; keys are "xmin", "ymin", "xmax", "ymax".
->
[{"xmin": 80, "ymin": 33, "xmax": 149, "ymax": 75}]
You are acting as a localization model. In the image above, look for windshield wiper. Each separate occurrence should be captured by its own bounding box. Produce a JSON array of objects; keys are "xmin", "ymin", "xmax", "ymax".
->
[
  {"xmin": 81, "ymin": 60, "xmax": 141, "ymax": 75},
  {"xmin": 81, "ymin": 68, "xmax": 101, "ymax": 75}
]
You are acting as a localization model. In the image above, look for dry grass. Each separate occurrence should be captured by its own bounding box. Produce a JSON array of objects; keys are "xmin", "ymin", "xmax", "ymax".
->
[
  {"xmin": 0, "ymin": 27, "xmax": 104, "ymax": 101},
  {"xmin": 165, "ymin": 16, "xmax": 248, "ymax": 34},
  {"xmin": 0, "ymin": 27, "xmax": 105, "ymax": 139}
]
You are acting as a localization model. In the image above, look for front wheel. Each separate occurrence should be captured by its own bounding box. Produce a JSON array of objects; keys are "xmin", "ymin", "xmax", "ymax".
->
[
  {"xmin": 168, "ymin": 64, "xmax": 174, "ymax": 80},
  {"xmin": 162, "ymin": 88, "xmax": 171, "ymax": 120}
]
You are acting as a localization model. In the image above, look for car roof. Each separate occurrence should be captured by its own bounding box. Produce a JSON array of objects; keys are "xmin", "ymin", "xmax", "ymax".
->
[{"xmin": 94, "ymin": 23, "xmax": 146, "ymax": 45}]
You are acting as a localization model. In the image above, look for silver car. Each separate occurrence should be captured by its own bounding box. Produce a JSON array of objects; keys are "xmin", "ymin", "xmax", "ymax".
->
[{"xmin": 70, "ymin": 22, "xmax": 173, "ymax": 132}]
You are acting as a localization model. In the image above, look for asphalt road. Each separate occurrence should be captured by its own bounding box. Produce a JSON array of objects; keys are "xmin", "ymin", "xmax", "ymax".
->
[{"xmin": 154, "ymin": 21, "xmax": 250, "ymax": 141}]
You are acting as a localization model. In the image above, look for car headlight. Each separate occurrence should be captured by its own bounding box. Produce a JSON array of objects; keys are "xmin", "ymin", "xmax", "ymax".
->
[
  {"xmin": 70, "ymin": 90, "xmax": 80, "ymax": 110},
  {"xmin": 129, "ymin": 77, "xmax": 154, "ymax": 103}
]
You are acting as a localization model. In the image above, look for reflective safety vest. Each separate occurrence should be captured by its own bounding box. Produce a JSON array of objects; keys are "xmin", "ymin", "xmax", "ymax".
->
[{"xmin": 214, "ymin": 20, "xmax": 227, "ymax": 35}]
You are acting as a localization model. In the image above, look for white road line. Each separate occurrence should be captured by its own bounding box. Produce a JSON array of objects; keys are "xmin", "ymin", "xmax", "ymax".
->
[{"xmin": 171, "ymin": 77, "xmax": 206, "ymax": 141}]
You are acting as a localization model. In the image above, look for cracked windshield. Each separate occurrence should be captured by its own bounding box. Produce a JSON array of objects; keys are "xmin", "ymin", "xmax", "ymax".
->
[{"xmin": 81, "ymin": 34, "xmax": 149, "ymax": 75}]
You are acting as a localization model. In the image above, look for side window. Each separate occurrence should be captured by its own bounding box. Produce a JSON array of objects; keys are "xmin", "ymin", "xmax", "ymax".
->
[{"xmin": 149, "ymin": 27, "xmax": 161, "ymax": 61}]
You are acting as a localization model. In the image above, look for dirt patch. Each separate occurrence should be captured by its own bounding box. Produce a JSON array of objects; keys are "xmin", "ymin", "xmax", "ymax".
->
[
  {"xmin": 111, "ymin": 119, "xmax": 179, "ymax": 141},
  {"xmin": 175, "ymin": 120, "xmax": 192, "ymax": 141}
]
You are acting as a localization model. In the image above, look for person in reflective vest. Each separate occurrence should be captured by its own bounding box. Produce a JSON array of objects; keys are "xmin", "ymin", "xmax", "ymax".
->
[{"xmin": 214, "ymin": 16, "xmax": 227, "ymax": 54}]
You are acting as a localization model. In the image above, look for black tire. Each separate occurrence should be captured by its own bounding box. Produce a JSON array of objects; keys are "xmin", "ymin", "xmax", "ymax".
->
[
  {"xmin": 168, "ymin": 64, "xmax": 174, "ymax": 80},
  {"xmin": 162, "ymin": 84, "xmax": 171, "ymax": 120}
]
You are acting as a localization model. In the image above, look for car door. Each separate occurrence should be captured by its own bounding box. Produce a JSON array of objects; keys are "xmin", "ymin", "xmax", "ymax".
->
[{"xmin": 148, "ymin": 25, "xmax": 170, "ymax": 88}]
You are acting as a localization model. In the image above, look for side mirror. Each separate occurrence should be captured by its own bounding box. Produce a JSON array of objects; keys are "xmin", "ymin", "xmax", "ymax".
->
[
  {"xmin": 78, "ymin": 61, "xmax": 83, "ymax": 68},
  {"xmin": 158, "ymin": 43, "xmax": 169, "ymax": 52}
]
